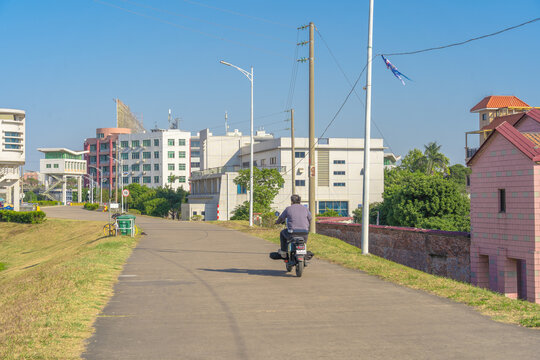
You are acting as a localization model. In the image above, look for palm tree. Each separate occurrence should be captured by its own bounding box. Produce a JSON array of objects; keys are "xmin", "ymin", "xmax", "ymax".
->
[{"xmin": 423, "ymin": 142, "xmax": 449, "ymax": 175}]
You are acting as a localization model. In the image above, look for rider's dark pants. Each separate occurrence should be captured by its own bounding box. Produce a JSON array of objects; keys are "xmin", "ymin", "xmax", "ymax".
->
[{"xmin": 280, "ymin": 229, "xmax": 308, "ymax": 251}]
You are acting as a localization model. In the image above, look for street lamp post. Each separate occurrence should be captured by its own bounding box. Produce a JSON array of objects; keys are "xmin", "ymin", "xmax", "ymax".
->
[
  {"xmin": 82, "ymin": 174, "xmax": 96, "ymax": 203},
  {"xmin": 89, "ymin": 166, "xmax": 103, "ymax": 205},
  {"xmin": 220, "ymin": 60, "xmax": 254, "ymax": 227},
  {"xmin": 109, "ymin": 156, "xmax": 124, "ymax": 213}
]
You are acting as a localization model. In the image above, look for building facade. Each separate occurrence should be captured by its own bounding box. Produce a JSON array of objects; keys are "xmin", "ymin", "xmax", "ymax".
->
[
  {"xmin": 117, "ymin": 129, "xmax": 191, "ymax": 191},
  {"xmin": 468, "ymin": 109, "xmax": 540, "ymax": 304},
  {"xmin": 0, "ymin": 108, "xmax": 25, "ymax": 210},
  {"xmin": 184, "ymin": 135, "xmax": 385, "ymax": 221}
]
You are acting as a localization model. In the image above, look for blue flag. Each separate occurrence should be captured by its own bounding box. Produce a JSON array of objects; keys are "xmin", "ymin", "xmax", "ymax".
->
[{"xmin": 381, "ymin": 55, "xmax": 411, "ymax": 85}]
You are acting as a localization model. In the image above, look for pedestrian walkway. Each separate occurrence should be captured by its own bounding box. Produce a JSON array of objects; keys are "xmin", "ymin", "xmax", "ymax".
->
[{"xmin": 44, "ymin": 207, "xmax": 540, "ymax": 360}]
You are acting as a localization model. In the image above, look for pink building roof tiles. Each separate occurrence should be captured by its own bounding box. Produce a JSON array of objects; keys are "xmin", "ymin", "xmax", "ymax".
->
[{"xmin": 470, "ymin": 96, "xmax": 530, "ymax": 112}]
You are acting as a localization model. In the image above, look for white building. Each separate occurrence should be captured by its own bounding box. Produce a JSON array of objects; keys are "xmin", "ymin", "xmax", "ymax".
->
[
  {"xmin": 183, "ymin": 135, "xmax": 386, "ymax": 221},
  {"xmin": 190, "ymin": 134, "xmax": 201, "ymax": 173},
  {"xmin": 38, "ymin": 148, "xmax": 88, "ymax": 204},
  {"xmin": 118, "ymin": 129, "xmax": 191, "ymax": 191},
  {"xmin": 0, "ymin": 108, "xmax": 25, "ymax": 211}
]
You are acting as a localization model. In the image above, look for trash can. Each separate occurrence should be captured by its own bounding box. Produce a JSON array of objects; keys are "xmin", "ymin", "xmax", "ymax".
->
[{"xmin": 117, "ymin": 214, "xmax": 136, "ymax": 236}]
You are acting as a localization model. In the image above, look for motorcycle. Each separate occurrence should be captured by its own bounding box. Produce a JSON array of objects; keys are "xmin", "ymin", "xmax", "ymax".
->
[{"xmin": 285, "ymin": 233, "xmax": 309, "ymax": 277}]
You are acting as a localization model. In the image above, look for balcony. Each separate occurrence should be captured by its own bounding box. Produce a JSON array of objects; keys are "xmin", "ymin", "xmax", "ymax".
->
[{"xmin": 465, "ymin": 147, "xmax": 478, "ymax": 160}]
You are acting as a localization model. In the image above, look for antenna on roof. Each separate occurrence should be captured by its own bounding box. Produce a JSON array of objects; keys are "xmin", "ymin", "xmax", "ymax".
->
[{"xmin": 225, "ymin": 111, "xmax": 229, "ymax": 134}]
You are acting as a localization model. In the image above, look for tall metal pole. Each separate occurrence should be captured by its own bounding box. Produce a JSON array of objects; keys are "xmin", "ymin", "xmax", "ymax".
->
[
  {"xmin": 308, "ymin": 22, "xmax": 316, "ymax": 233},
  {"xmin": 290, "ymin": 108, "xmax": 296, "ymax": 195},
  {"xmin": 249, "ymin": 66, "xmax": 254, "ymax": 227},
  {"xmin": 361, "ymin": 0, "xmax": 374, "ymax": 255}
]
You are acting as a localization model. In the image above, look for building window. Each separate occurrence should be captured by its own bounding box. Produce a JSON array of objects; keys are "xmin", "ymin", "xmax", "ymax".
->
[
  {"xmin": 237, "ymin": 185, "xmax": 247, "ymax": 194},
  {"xmin": 178, "ymin": 151, "xmax": 186, "ymax": 158},
  {"xmin": 99, "ymin": 155, "xmax": 108, "ymax": 162},
  {"xmin": 334, "ymin": 160, "xmax": 345, "ymax": 164},
  {"xmin": 178, "ymin": 139, "xmax": 186, "ymax": 146},
  {"xmin": 191, "ymin": 150, "xmax": 200, "ymax": 157},
  {"xmin": 123, "ymin": 177, "xmax": 129, "ymax": 184},
  {"xmin": 154, "ymin": 163, "xmax": 159, "ymax": 171},
  {"xmin": 53, "ymin": 164, "xmax": 59, "ymax": 168},
  {"xmin": 154, "ymin": 151, "xmax": 159, "ymax": 158},
  {"xmin": 191, "ymin": 140, "xmax": 200, "ymax": 148},
  {"xmin": 168, "ymin": 163, "xmax": 175, "ymax": 171},
  {"xmin": 90, "ymin": 156, "xmax": 97, "ymax": 164},
  {"xmin": 178, "ymin": 176, "xmax": 186, "ymax": 183},
  {"xmin": 132, "ymin": 140, "xmax": 140, "ymax": 148},
  {"xmin": 143, "ymin": 176, "xmax": 152, "ymax": 184},
  {"xmin": 334, "ymin": 171, "xmax": 346, "ymax": 175},
  {"xmin": 482, "ymin": 113, "xmax": 487, "ymax": 121},
  {"xmin": 122, "ymin": 165, "xmax": 129, "ymax": 172},
  {"xmin": 334, "ymin": 182, "xmax": 346, "ymax": 187},
  {"xmin": 46, "ymin": 164, "xmax": 51, "ymax": 168},
  {"xmin": 318, "ymin": 138, "xmax": 329, "ymax": 145},
  {"xmin": 168, "ymin": 139, "xmax": 175, "ymax": 146},
  {"xmin": 121, "ymin": 141, "xmax": 129, "ymax": 148},
  {"xmin": 318, "ymin": 201, "xmax": 349, "ymax": 216},
  {"xmin": 191, "ymin": 162, "xmax": 200, "ymax": 168},
  {"xmin": 270, "ymin": 157, "xmax": 277, "ymax": 165},
  {"xmin": 132, "ymin": 177, "xmax": 140, "ymax": 184},
  {"xmin": 132, "ymin": 152, "xmax": 140, "ymax": 159},
  {"xmin": 131, "ymin": 164, "xmax": 140, "ymax": 171},
  {"xmin": 143, "ymin": 139, "xmax": 151, "ymax": 147},
  {"xmin": 154, "ymin": 176, "xmax": 160, "ymax": 183},
  {"xmin": 90, "ymin": 144, "xmax": 96, "ymax": 152},
  {"xmin": 295, "ymin": 180, "xmax": 306, "ymax": 186},
  {"xmin": 260, "ymin": 159, "xmax": 266, "ymax": 166},
  {"xmin": 154, "ymin": 139, "xmax": 159, "ymax": 146},
  {"xmin": 100, "ymin": 143, "xmax": 108, "ymax": 151},
  {"xmin": 178, "ymin": 163, "xmax": 186, "ymax": 170},
  {"xmin": 143, "ymin": 151, "xmax": 151, "ymax": 159},
  {"xmin": 499, "ymin": 189, "xmax": 506, "ymax": 213},
  {"xmin": 168, "ymin": 151, "xmax": 175, "ymax": 158},
  {"xmin": 295, "ymin": 151, "xmax": 306, "ymax": 158},
  {"xmin": 168, "ymin": 176, "xmax": 175, "ymax": 183},
  {"xmin": 143, "ymin": 164, "xmax": 151, "ymax": 171},
  {"xmin": 121, "ymin": 153, "xmax": 128, "ymax": 160}
]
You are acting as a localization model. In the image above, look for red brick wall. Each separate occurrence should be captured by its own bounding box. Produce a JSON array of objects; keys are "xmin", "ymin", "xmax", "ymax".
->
[{"xmin": 316, "ymin": 221, "xmax": 471, "ymax": 282}]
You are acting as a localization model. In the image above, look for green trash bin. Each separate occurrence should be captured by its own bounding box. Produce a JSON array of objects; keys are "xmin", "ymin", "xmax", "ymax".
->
[{"xmin": 117, "ymin": 214, "xmax": 136, "ymax": 236}]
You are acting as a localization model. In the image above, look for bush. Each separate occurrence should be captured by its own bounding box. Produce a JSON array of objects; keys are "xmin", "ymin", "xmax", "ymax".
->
[
  {"xmin": 128, "ymin": 209, "xmax": 141, "ymax": 215},
  {"xmin": 0, "ymin": 210, "xmax": 46, "ymax": 224},
  {"xmin": 36, "ymin": 200, "xmax": 61, "ymax": 206},
  {"xmin": 191, "ymin": 214, "xmax": 203, "ymax": 221},
  {"xmin": 352, "ymin": 202, "xmax": 382, "ymax": 224},
  {"xmin": 261, "ymin": 212, "xmax": 277, "ymax": 228},
  {"xmin": 143, "ymin": 198, "xmax": 169, "ymax": 217},
  {"xmin": 83, "ymin": 203, "xmax": 99, "ymax": 211},
  {"xmin": 318, "ymin": 209, "xmax": 341, "ymax": 217}
]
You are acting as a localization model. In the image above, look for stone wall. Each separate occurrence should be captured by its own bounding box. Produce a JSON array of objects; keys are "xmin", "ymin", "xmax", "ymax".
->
[{"xmin": 316, "ymin": 220, "xmax": 471, "ymax": 283}]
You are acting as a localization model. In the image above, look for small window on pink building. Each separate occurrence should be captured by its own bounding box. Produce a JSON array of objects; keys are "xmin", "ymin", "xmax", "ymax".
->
[{"xmin": 498, "ymin": 189, "xmax": 506, "ymax": 213}]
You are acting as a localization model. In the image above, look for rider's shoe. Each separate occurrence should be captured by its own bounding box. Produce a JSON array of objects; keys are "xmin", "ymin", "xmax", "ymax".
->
[{"xmin": 277, "ymin": 249, "xmax": 287, "ymax": 259}]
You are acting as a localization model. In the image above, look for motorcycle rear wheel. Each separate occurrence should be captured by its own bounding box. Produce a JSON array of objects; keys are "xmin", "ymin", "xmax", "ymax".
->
[{"xmin": 295, "ymin": 261, "xmax": 304, "ymax": 277}]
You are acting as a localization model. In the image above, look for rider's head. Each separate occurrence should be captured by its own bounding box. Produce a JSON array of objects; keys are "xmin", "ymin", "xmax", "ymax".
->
[{"xmin": 291, "ymin": 194, "xmax": 301, "ymax": 204}]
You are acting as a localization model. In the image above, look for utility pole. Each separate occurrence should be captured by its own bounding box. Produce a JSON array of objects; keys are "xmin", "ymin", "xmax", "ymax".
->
[
  {"xmin": 361, "ymin": 0, "xmax": 374, "ymax": 255},
  {"xmin": 308, "ymin": 22, "xmax": 316, "ymax": 233},
  {"xmin": 290, "ymin": 108, "xmax": 296, "ymax": 194}
]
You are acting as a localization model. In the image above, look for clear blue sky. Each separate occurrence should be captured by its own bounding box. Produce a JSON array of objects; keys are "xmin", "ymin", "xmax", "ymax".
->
[{"xmin": 1, "ymin": 0, "xmax": 539, "ymax": 170}]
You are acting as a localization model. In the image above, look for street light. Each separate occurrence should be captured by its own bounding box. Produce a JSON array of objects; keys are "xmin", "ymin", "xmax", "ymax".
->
[
  {"xmin": 220, "ymin": 60, "xmax": 254, "ymax": 227},
  {"xmin": 88, "ymin": 165, "xmax": 103, "ymax": 205},
  {"xmin": 83, "ymin": 174, "xmax": 97, "ymax": 203},
  {"xmin": 108, "ymin": 156, "xmax": 125, "ymax": 213}
]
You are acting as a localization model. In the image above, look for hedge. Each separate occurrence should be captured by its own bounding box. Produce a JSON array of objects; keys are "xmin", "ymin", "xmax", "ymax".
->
[
  {"xmin": 0, "ymin": 210, "xmax": 46, "ymax": 224},
  {"xmin": 83, "ymin": 203, "xmax": 99, "ymax": 211},
  {"xmin": 36, "ymin": 200, "xmax": 61, "ymax": 206}
]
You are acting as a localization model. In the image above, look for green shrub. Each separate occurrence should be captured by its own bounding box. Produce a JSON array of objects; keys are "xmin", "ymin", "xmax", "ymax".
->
[
  {"xmin": 261, "ymin": 212, "xmax": 278, "ymax": 228},
  {"xmin": 128, "ymin": 209, "xmax": 141, "ymax": 215},
  {"xmin": 36, "ymin": 200, "xmax": 61, "ymax": 206},
  {"xmin": 0, "ymin": 210, "xmax": 46, "ymax": 224},
  {"xmin": 318, "ymin": 209, "xmax": 341, "ymax": 217},
  {"xmin": 191, "ymin": 214, "xmax": 203, "ymax": 221},
  {"xmin": 83, "ymin": 203, "xmax": 99, "ymax": 211},
  {"xmin": 0, "ymin": 262, "xmax": 6, "ymax": 271}
]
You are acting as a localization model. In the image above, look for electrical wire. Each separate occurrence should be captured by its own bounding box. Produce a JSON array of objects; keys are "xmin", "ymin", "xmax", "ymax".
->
[
  {"xmin": 93, "ymin": 0, "xmax": 293, "ymax": 60},
  {"xmin": 285, "ymin": 29, "xmax": 301, "ymax": 110},
  {"xmin": 382, "ymin": 17, "xmax": 540, "ymax": 56}
]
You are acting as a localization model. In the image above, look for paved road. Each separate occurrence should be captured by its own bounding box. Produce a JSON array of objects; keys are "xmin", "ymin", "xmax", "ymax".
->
[{"xmin": 45, "ymin": 207, "xmax": 539, "ymax": 360}]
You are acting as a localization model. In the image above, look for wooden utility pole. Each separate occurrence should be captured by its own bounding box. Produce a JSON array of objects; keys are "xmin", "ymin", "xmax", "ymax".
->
[
  {"xmin": 290, "ymin": 108, "xmax": 296, "ymax": 195},
  {"xmin": 308, "ymin": 22, "xmax": 316, "ymax": 233}
]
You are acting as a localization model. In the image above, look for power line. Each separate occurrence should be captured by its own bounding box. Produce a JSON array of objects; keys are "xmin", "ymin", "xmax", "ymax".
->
[
  {"xmin": 285, "ymin": 29, "xmax": 301, "ymax": 110},
  {"xmin": 93, "ymin": 0, "xmax": 293, "ymax": 60},
  {"xmin": 382, "ymin": 17, "xmax": 540, "ymax": 56},
  {"xmin": 117, "ymin": 0, "xmax": 291, "ymax": 44}
]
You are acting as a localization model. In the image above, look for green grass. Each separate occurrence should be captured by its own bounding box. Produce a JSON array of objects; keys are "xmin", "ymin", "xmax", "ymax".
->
[
  {"xmin": 212, "ymin": 220, "xmax": 540, "ymax": 328},
  {"xmin": 0, "ymin": 262, "xmax": 6, "ymax": 271},
  {"xmin": 0, "ymin": 219, "xmax": 140, "ymax": 359}
]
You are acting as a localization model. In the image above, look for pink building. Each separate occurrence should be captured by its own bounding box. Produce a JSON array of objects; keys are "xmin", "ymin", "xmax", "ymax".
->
[{"xmin": 468, "ymin": 108, "xmax": 540, "ymax": 303}]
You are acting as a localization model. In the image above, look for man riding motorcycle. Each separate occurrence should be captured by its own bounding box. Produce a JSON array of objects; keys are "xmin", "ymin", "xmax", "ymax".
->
[{"xmin": 275, "ymin": 194, "xmax": 312, "ymax": 259}]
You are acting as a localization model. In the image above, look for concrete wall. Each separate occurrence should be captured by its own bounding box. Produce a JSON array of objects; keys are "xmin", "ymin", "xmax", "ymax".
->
[{"xmin": 316, "ymin": 221, "xmax": 471, "ymax": 283}]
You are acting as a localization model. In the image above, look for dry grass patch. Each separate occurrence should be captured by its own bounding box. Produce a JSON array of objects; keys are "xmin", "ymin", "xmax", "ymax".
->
[
  {"xmin": 0, "ymin": 219, "xmax": 139, "ymax": 359},
  {"xmin": 212, "ymin": 220, "xmax": 540, "ymax": 328}
]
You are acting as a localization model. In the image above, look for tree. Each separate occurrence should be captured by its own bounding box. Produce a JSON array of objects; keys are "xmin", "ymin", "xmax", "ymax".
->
[
  {"xmin": 378, "ymin": 171, "xmax": 470, "ymax": 232},
  {"xmin": 399, "ymin": 148, "xmax": 426, "ymax": 173},
  {"xmin": 233, "ymin": 168, "xmax": 284, "ymax": 212},
  {"xmin": 423, "ymin": 142, "xmax": 449, "ymax": 175},
  {"xmin": 447, "ymin": 164, "xmax": 471, "ymax": 193}
]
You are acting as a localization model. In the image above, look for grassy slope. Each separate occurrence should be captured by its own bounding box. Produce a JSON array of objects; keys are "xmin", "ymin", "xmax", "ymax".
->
[
  {"xmin": 213, "ymin": 220, "xmax": 540, "ymax": 328},
  {"xmin": 0, "ymin": 219, "xmax": 139, "ymax": 359}
]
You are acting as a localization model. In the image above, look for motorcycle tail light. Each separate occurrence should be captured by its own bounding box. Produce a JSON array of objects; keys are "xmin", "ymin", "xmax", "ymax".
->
[{"xmin": 297, "ymin": 245, "xmax": 305, "ymax": 250}]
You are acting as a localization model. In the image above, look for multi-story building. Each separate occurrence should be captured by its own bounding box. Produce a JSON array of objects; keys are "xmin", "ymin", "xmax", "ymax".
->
[
  {"xmin": 38, "ymin": 148, "xmax": 88, "ymax": 204},
  {"xmin": 467, "ymin": 108, "xmax": 540, "ymax": 304},
  {"xmin": 184, "ymin": 134, "xmax": 385, "ymax": 221},
  {"xmin": 83, "ymin": 127, "xmax": 132, "ymax": 191},
  {"xmin": 0, "ymin": 108, "xmax": 25, "ymax": 210},
  {"xmin": 190, "ymin": 134, "xmax": 201, "ymax": 173},
  {"xmin": 117, "ymin": 128, "xmax": 191, "ymax": 191}
]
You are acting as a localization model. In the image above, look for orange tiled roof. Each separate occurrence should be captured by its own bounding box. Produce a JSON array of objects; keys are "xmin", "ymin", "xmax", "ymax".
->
[
  {"xmin": 522, "ymin": 133, "xmax": 540, "ymax": 147},
  {"xmin": 470, "ymin": 96, "xmax": 530, "ymax": 112}
]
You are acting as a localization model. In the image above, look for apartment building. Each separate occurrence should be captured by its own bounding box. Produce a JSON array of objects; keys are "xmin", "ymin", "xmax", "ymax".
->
[
  {"xmin": 0, "ymin": 108, "xmax": 25, "ymax": 210},
  {"xmin": 117, "ymin": 129, "xmax": 191, "ymax": 191},
  {"xmin": 184, "ymin": 135, "xmax": 385, "ymax": 221}
]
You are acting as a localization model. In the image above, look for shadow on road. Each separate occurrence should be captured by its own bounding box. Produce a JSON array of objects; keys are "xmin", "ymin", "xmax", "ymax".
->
[{"xmin": 198, "ymin": 268, "xmax": 290, "ymax": 277}]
